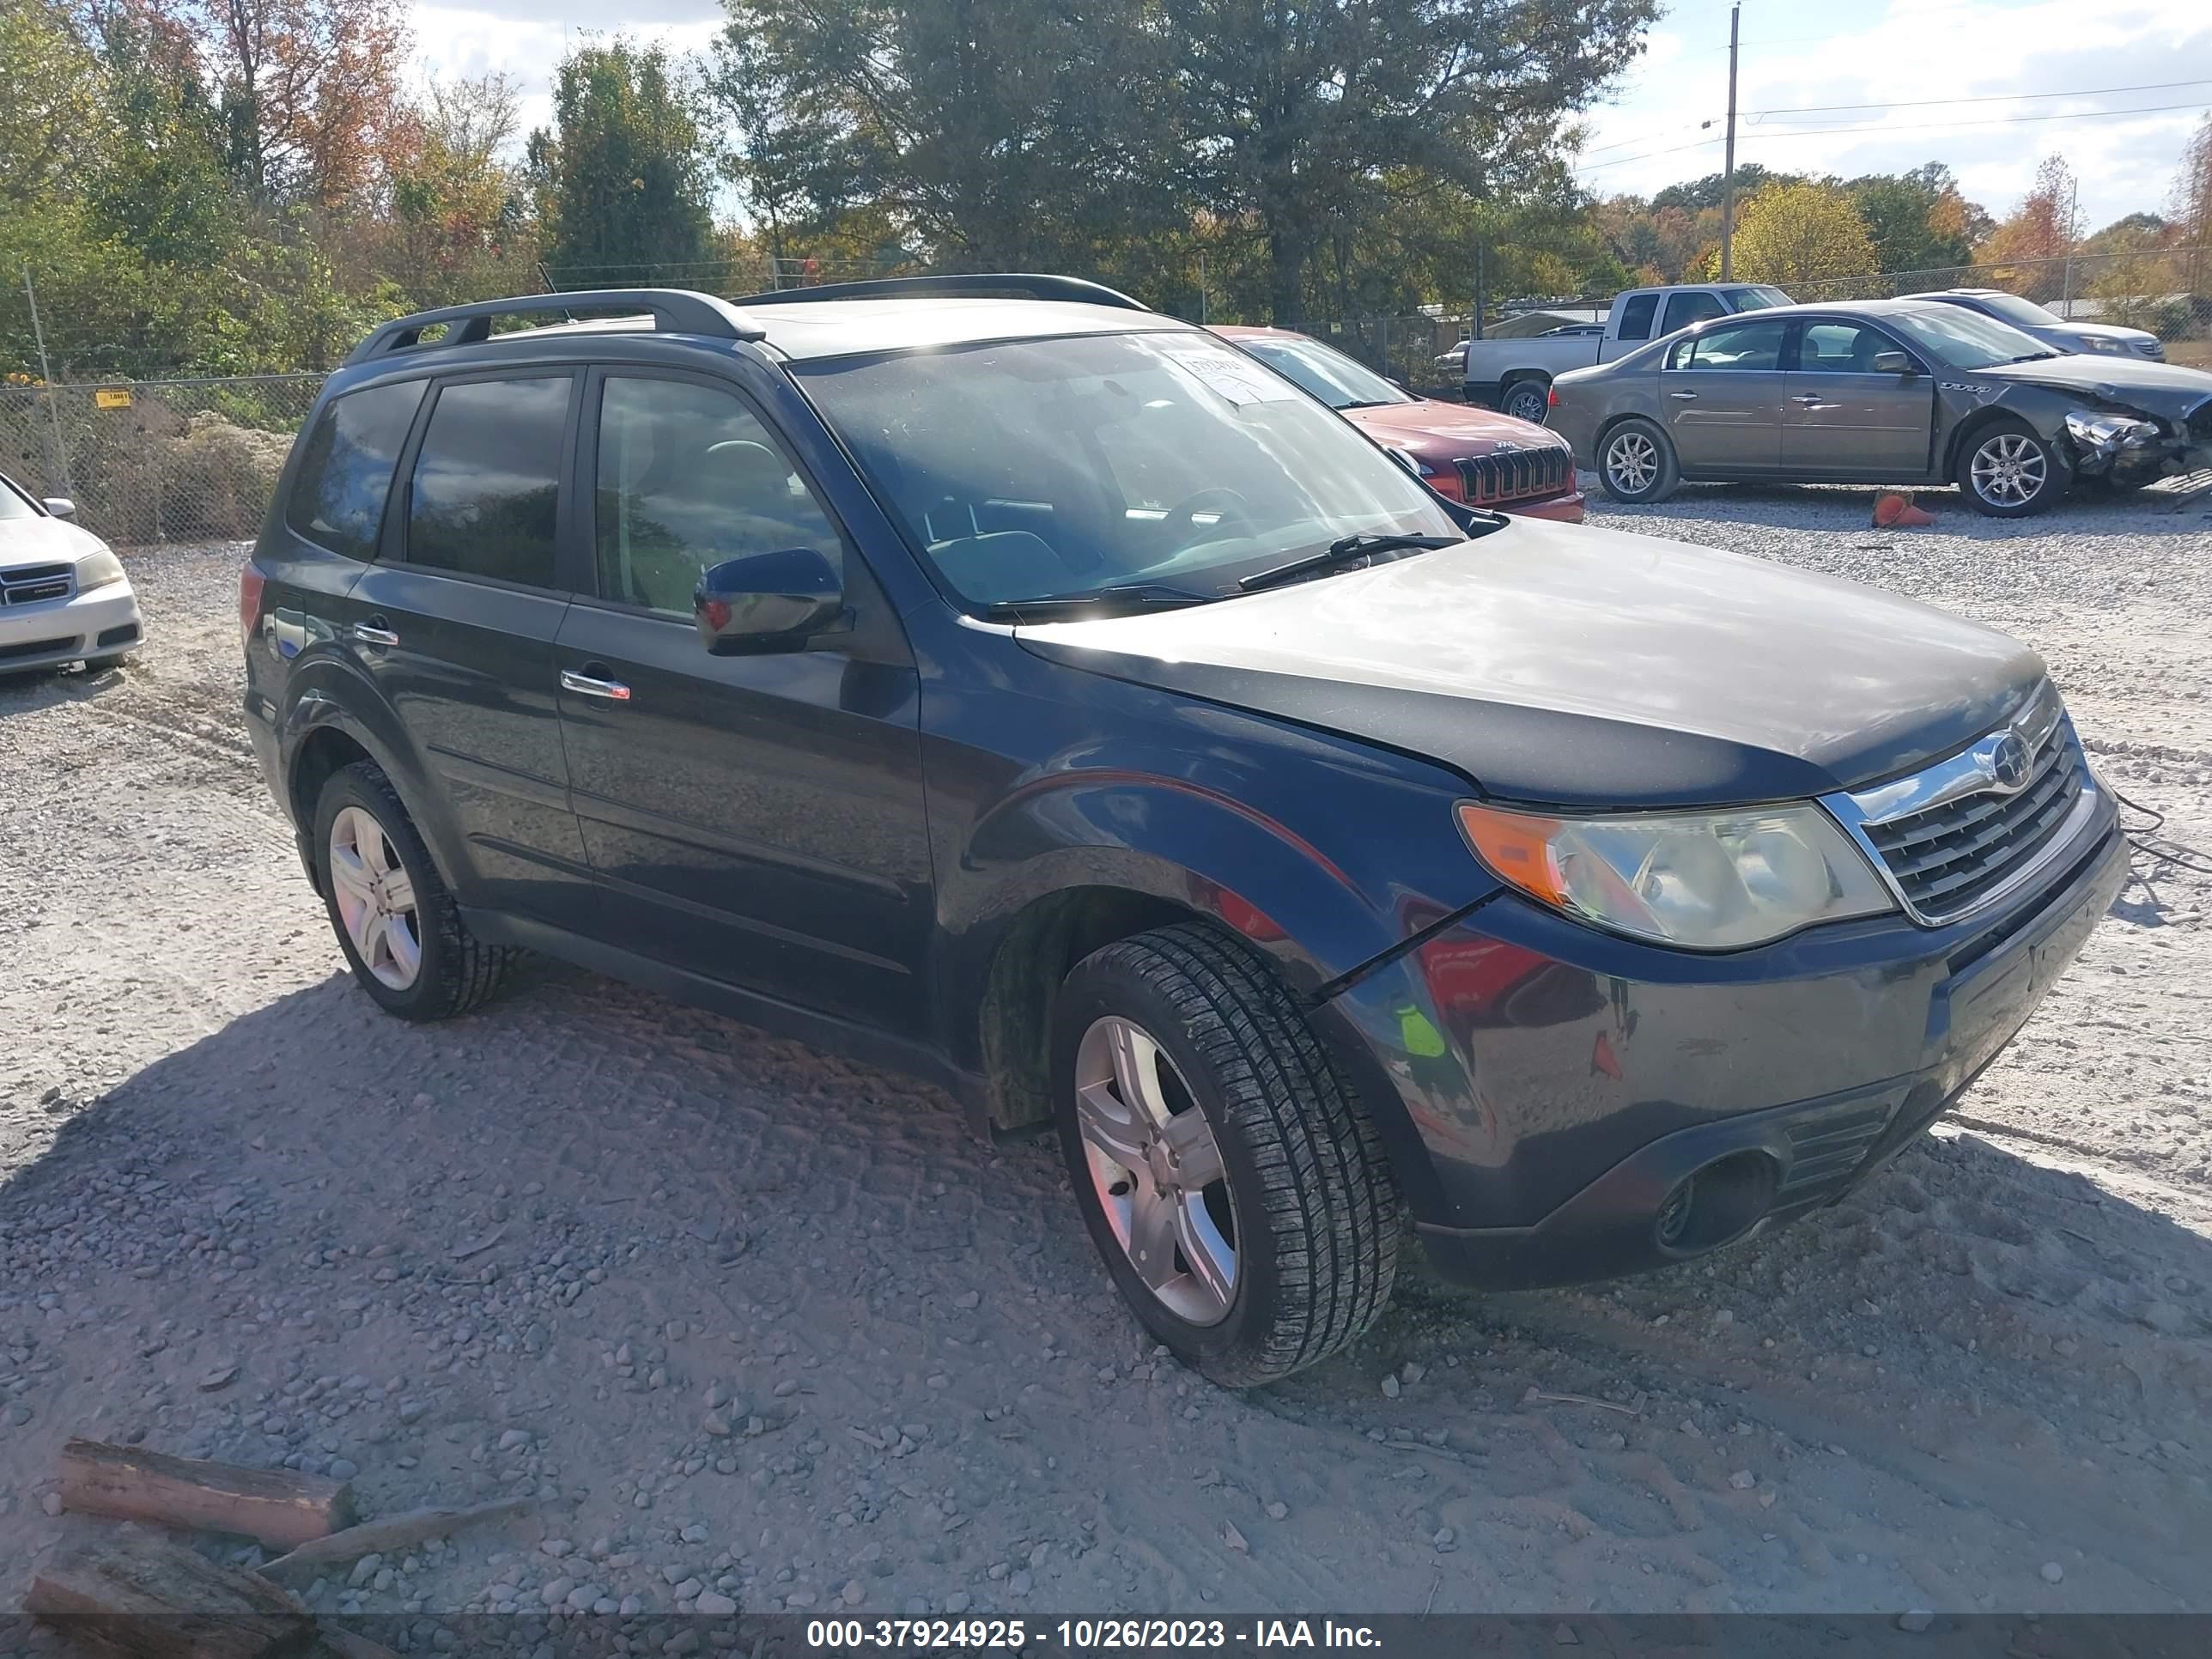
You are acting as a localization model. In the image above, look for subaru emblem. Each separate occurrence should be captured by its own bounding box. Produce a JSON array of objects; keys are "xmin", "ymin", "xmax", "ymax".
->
[{"xmin": 1988, "ymin": 731, "xmax": 2031, "ymax": 792}]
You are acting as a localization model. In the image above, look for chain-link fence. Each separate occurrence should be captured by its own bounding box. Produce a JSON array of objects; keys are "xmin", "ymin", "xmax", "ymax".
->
[{"xmin": 1, "ymin": 374, "xmax": 323, "ymax": 546}]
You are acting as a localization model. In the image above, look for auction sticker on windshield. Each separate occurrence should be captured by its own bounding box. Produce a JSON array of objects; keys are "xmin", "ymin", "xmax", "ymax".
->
[{"xmin": 1156, "ymin": 336, "xmax": 1299, "ymax": 405}]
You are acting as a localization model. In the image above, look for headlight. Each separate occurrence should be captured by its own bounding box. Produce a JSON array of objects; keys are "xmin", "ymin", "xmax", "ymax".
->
[
  {"xmin": 2063, "ymin": 410, "xmax": 2159, "ymax": 454},
  {"xmin": 1457, "ymin": 800, "xmax": 1894, "ymax": 951},
  {"xmin": 76, "ymin": 548, "xmax": 126, "ymax": 591}
]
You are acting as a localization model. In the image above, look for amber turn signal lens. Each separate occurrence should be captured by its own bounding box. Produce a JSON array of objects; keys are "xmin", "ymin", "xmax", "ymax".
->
[{"xmin": 1455, "ymin": 802, "xmax": 1567, "ymax": 907}]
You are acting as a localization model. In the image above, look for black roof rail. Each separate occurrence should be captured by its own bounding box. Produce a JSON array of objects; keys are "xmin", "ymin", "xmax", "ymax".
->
[
  {"xmin": 724, "ymin": 273, "xmax": 1150, "ymax": 312},
  {"xmin": 343, "ymin": 289, "xmax": 766, "ymax": 366}
]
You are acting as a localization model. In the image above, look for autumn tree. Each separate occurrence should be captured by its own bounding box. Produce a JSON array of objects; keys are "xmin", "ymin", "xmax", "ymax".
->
[
  {"xmin": 530, "ymin": 40, "xmax": 716, "ymax": 284},
  {"xmin": 1847, "ymin": 162, "xmax": 1983, "ymax": 276},
  {"xmin": 1723, "ymin": 181, "xmax": 1879, "ymax": 293},
  {"xmin": 1978, "ymin": 154, "xmax": 2081, "ymax": 299}
]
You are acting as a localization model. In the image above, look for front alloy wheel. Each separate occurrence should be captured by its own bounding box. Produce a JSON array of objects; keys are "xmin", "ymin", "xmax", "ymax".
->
[
  {"xmin": 1960, "ymin": 419, "xmax": 2067, "ymax": 517},
  {"xmin": 1073, "ymin": 1015, "xmax": 1239, "ymax": 1325},
  {"xmin": 1053, "ymin": 924, "xmax": 1400, "ymax": 1386}
]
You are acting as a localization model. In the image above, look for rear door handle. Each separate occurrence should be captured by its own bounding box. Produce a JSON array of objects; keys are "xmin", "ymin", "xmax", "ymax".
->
[
  {"xmin": 353, "ymin": 620, "xmax": 399, "ymax": 647},
  {"xmin": 1790, "ymin": 393, "xmax": 1825, "ymax": 404},
  {"xmin": 561, "ymin": 666, "xmax": 632, "ymax": 702},
  {"xmin": 1668, "ymin": 391, "xmax": 1698, "ymax": 400}
]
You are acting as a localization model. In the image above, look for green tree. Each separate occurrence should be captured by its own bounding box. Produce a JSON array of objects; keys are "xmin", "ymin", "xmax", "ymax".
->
[
  {"xmin": 1847, "ymin": 162, "xmax": 1980, "ymax": 276},
  {"xmin": 1726, "ymin": 180, "xmax": 1879, "ymax": 293},
  {"xmin": 530, "ymin": 40, "xmax": 716, "ymax": 285}
]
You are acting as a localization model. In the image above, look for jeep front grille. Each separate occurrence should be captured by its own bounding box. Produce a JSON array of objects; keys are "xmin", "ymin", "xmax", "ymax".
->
[{"xmin": 1454, "ymin": 446, "xmax": 1572, "ymax": 505}]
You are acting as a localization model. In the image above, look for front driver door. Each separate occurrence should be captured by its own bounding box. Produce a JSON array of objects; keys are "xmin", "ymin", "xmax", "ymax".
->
[
  {"xmin": 1656, "ymin": 317, "xmax": 1790, "ymax": 475},
  {"xmin": 1781, "ymin": 320, "xmax": 1937, "ymax": 478},
  {"xmin": 553, "ymin": 368, "xmax": 933, "ymax": 1037}
]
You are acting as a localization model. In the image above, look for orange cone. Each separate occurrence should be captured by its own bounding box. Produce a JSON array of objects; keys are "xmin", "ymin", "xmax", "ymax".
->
[{"xmin": 1872, "ymin": 492, "xmax": 1936, "ymax": 528}]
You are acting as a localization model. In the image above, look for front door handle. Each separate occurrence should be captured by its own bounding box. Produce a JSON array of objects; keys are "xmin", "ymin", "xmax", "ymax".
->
[
  {"xmin": 561, "ymin": 666, "xmax": 632, "ymax": 702},
  {"xmin": 1668, "ymin": 391, "xmax": 1698, "ymax": 400},
  {"xmin": 1790, "ymin": 393, "xmax": 1825, "ymax": 404},
  {"xmin": 353, "ymin": 619, "xmax": 399, "ymax": 647}
]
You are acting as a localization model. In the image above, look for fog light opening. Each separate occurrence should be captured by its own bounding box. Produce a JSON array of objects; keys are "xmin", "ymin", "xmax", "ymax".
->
[{"xmin": 1656, "ymin": 1152, "xmax": 1778, "ymax": 1256}]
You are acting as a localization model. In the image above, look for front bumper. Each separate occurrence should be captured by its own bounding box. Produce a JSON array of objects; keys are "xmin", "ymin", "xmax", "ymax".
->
[
  {"xmin": 1322, "ymin": 794, "xmax": 2125, "ymax": 1290},
  {"xmin": 0, "ymin": 581, "xmax": 143, "ymax": 672}
]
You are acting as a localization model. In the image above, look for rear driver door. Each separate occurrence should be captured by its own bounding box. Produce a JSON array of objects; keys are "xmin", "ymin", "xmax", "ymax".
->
[{"xmin": 1655, "ymin": 317, "xmax": 1789, "ymax": 475}]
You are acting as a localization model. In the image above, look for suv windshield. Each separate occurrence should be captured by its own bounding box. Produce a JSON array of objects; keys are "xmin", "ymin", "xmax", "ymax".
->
[
  {"xmin": 1887, "ymin": 306, "xmax": 2058, "ymax": 369},
  {"xmin": 797, "ymin": 331, "xmax": 1464, "ymax": 607},
  {"xmin": 1228, "ymin": 334, "xmax": 1412, "ymax": 410}
]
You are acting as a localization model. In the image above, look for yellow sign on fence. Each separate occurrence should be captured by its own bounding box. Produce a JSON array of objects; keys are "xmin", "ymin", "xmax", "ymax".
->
[{"xmin": 94, "ymin": 387, "xmax": 132, "ymax": 410}]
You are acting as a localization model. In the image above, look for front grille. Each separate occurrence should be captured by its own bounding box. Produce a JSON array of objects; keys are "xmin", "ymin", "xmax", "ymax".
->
[
  {"xmin": 1859, "ymin": 718, "xmax": 2084, "ymax": 922},
  {"xmin": 1455, "ymin": 445, "xmax": 1572, "ymax": 504},
  {"xmin": 2, "ymin": 562, "xmax": 73, "ymax": 607},
  {"xmin": 0, "ymin": 634, "xmax": 80, "ymax": 661},
  {"xmin": 2130, "ymin": 338, "xmax": 2164, "ymax": 360}
]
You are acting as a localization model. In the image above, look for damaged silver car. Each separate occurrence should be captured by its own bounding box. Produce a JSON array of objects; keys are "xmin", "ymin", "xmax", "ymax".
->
[{"xmin": 1547, "ymin": 298, "xmax": 2212, "ymax": 517}]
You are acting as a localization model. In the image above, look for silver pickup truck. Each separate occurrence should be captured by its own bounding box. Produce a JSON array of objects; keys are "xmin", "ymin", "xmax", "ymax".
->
[{"xmin": 1469, "ymin": 283, "xmax": 1793, "ymax": 423}]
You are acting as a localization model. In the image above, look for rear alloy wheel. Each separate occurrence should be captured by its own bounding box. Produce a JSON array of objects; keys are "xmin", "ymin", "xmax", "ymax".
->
[
  {"xmin": 1597, "ymin": 417, "xmax": 1680, "ymax": 505},
  {"xmin": 1501, "ymin": 380, "xmax": 1552, "ymax": 425},
  {"xmin": 1960, "ymin": 419, "xmax": 2069, "ymax": 517},
  {"xmin": 313, "ymin": 760, "xmax": 515, "ymax": 1020},
  {"xmin": 1053, "ymin": 924, "xmax": 1400, "ymax": 1387}
]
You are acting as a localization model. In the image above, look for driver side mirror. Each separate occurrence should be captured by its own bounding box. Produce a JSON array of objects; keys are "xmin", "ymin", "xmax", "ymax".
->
[
  {"xmin": 1870, "ymin": 350, "xmax": 1916, "ymax": 377},
  {"xmin": 694, "ymin": 547, "xmax": 846, "ymax": 656},
  {"xmin": 41, "ymin": 497, "xmax": 76, "ymax": 520}
]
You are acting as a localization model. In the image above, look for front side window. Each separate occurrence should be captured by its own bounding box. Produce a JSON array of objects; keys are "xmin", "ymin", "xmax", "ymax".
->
[
  {"xmin": 1676, "ymin": 319, "xmax": 1785, "ymax": 371},
  {"xmin": 1231, "ymin": 335, "xmax": 1411, "ymax": 409},
  {"xmin": 594, "ymin": 377, "xmax": 841, "ymax": 615},
  {"xmin": 284, "ymin": 380, "xmax": 425, "ymax": 561},
  {"xmin": 1661, "ymin": 291, "xmax": 1727, "ymax": 335},
  {"xmin": 1613, "ymin": 294, "xmax": 1659, "ymax": 341},
  {"xmin": 404, "ymin": 376, "xmax": 570, "ymax": 587},
  {"xmin": 795, "ymin": 331, "xmax": 1460, "ymax": 606},
  {"xmin": 1798, "ymin": 322, "xmax": 1904, "ymax": 373}
]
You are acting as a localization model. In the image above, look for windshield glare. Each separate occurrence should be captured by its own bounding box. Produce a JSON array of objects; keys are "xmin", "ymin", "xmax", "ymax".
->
[
  {"xmin": 1971, "ymin": 292, "xmax": 2062, "ymax": 329},
  {"xmin": 1725, "ymin": 287, "xmax": 1793, "ymax": 311},
  {"xmin": 797, "ymin": 331, "xmax": 1461, "ymax": 607},
  {"xmin": 1887, "ymin": 306, "xmax": 2056, "ymax": 369},
  {"xmin": 1231, "ymin": 334, "xmax": 1411, "ymax": 409}
]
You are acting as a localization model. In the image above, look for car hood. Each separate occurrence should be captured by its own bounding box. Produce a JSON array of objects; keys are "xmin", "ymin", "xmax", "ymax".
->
[
  {"xmin": 1340, "ymin": 398, "xmax": 1562, "ymax": 459},
  {"xmin": 2052, "ymin": 321, "xmax": 2157, "ymax": 348},
  {"xmin": 1977, "ymin": 353, "xmax": 2212, "ymax": 418},
  {"xmin": 1017, "ymin": 519, "xmax": 2046, "ymax": 810},
  {"xmin": 0, "ymin": 514, "xmax": 105, "ymax": 565}
]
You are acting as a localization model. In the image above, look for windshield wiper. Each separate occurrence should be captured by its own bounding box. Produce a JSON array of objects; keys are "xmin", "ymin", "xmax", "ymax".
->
[
  {"xmin": 981, "ymin": 581, "xmax": 1214, "ymax": 622},
  {"xmin": 1237, "ymin": 532, "xmax": 1463, "ymax": 593},
  {"xmin": 2008, "ymin": 350, "xmax": 2060, "ymax": 363}
]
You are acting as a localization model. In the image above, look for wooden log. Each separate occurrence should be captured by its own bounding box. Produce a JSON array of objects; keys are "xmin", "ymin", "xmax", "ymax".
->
[
  {"xmin": 58, "ymin": 1439, "xmax": 356, "ymax": 1552},
  {"xmin": 257, "ymin": 1498, "xmax": 532, "ymax": 1583},
  {"xmin": 26, "ymin": 1532, "xmax": 314, "ymax": 1659}
]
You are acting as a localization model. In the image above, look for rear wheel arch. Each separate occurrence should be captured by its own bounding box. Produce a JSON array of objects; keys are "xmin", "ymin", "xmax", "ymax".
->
[{"xmin": 283, "ymin": 705, "xmax": 463, "ymax": 896}]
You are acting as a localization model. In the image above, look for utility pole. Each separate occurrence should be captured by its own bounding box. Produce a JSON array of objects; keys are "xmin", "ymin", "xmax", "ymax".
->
[
  {"xmin": 21, "ymin": 261, "xmax": 72, "ymax": 495},
  {"xmin": 1719, "ymin": 3, "xmax": 1741, "ymax": 281},
  {"xmin": 2059, "ymin": 175, "xmax": 2079, "ymax": 317}
]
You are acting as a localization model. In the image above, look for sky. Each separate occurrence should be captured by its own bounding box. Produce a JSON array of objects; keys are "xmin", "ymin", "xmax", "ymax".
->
[
  {"xmin": 1577, "ymin": 0, "xmax": 2212, "ymax": 227},
  {"xmin": 410, "ymin": 0, "xmax": 2212, "ymax": 234}
]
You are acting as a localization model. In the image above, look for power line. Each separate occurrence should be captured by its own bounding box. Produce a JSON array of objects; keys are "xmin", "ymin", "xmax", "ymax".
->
[
  {"xmin": 1744, "ymin": 99, "xmax": 2211, "ymax": 142},
  {"xmin": 1747, "ymin": 76, "xmax": 2212, "ymax": 118}
]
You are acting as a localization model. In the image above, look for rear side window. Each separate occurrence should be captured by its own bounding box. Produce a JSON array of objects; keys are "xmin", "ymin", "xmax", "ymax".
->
[
  {"xmin": 404, "ymin": 376, "xmax": 571, "ymax": 587},
  {"xmin": 284, "ymin": 380, "xmax": 425, "ymax": 561},
  {"xmin": 1613, "ymin": 294, "xmax": 1658, "ymax": 341}
]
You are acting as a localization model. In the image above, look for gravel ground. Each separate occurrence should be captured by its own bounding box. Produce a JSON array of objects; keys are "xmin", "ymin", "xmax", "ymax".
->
[{"xmin": 2, "ymin": 481, "xmax": 2209, "ymax": 1646}]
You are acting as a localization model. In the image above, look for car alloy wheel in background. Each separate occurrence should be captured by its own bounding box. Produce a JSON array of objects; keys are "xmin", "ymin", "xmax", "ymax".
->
[
  {"xmin": 1502, "ymin": 382, "xmax": 1551, "ymax": 425},
  {"xmin": 1071, "ymin": 1013, "xmax": 1239, "ymax": 1325},
  {"xmin": 326, "ymin": 803, "xmax": 422, "ymax": 990}
]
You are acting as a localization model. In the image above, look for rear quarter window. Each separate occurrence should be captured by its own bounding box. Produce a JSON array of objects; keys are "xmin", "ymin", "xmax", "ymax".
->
[{"xmin": 283, "ymin": 380, "xmax": 427, "ymax": 561}]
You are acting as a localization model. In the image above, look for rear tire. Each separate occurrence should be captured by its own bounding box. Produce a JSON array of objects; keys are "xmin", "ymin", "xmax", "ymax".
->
[
  {"xmin": 1958, "ymin": 417, "xmax": 2069, "ymax": 517},
  {"xmin": 1596, "ymin": 417, "xmax": 1680, "ymax": 504},
  {"xmin": 312, "ymin": 760, "xmax": 516, "ymax": 1021},
  {"xmin": 1500, "ymin": 378, "xmax": 1552, "ymax": 425},
  {"xmin": 1052, "ymin": 924, "xmax": 1400, "ymax": 1387}
]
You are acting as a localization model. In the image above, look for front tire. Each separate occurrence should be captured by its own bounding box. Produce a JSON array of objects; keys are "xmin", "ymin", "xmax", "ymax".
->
[
  {"xmin": 1597, "ymin": 417, "xmax": 1680, "ymax": 504},
  {"xmin": 1959, "ymin": 418, "xmax": 2069, "ymax": 517},
  {"xmin": 312, "ymin": 761, "xmax": 515, "ymax": 1020},
  {"xmin": 1052, "ymin": 925, "xmax": 1400, "ymax": 1387}
]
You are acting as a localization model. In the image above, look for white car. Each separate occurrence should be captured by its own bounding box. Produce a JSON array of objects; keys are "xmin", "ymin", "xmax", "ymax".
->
[{"xmin": 0, "ymin": 471, "xmax": 143, "ymax": 676}]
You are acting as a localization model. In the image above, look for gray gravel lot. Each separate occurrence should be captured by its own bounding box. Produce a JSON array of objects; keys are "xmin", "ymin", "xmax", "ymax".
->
[{"xmin": 2, "ymin": 482, "xmax": 2209, "ymax": 1645}]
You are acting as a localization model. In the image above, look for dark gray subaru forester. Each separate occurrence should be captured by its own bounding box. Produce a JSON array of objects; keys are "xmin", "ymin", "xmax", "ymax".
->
[{"xmin": 243, "ymin": 277, "xmax": 2124, "ymax": 1385}]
